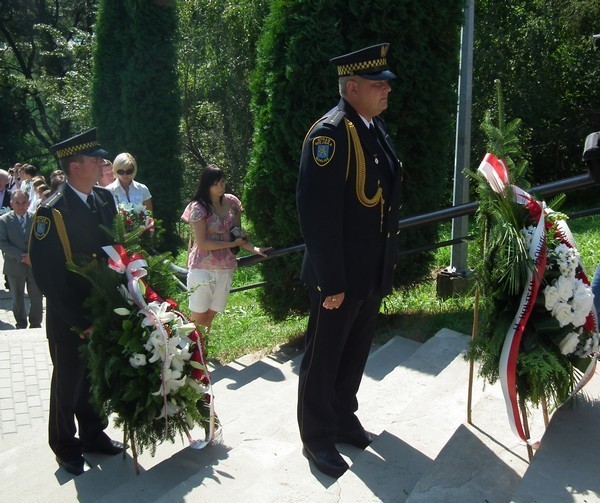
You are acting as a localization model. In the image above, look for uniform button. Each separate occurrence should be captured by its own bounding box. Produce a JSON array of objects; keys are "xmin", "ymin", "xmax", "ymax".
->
[{"xmin": 387, "ymin": 232, "xmax": 390, "ymax": 238}]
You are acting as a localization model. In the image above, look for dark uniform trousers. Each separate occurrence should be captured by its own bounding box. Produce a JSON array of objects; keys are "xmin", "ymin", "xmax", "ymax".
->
[
  {"xmin": 47, "ymin": 309, "xmax": 107, "ymax": 461},
  {"xmin": 298, "ymin": 287, "xmax": 382, "ymax": 449}
]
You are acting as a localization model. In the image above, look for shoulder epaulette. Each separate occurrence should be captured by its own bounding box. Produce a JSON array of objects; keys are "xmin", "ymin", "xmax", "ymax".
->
[
  {"xmin": 303, "ymin": 109, "xmax": 347, "ymax": 148},
  {"xmin": 322, "ymin": 109, "xmax": 346, "ymax": 128},
  {"xmin": 42, "ymin": 190, "xmax": 63, "ymax": 208}
]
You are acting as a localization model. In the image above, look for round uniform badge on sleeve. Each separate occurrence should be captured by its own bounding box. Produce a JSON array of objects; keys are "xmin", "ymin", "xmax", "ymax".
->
[
  {"xmin": 312, "ymin": 136, "xmax": 335, "ymax": 167},
  {"xmin": 33, "ymin": 215, "xmax": 51, "ymax": 240}
]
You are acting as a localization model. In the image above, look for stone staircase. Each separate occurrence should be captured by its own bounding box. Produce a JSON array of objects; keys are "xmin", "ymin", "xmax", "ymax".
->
[{"xmin": 1, "ymin": 328, "xmax": 599, "ymax": 502}]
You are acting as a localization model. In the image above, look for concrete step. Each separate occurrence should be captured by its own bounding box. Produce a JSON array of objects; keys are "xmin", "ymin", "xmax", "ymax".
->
[
  {"xmin": 406, "ymin": 388, "xmax": 538, "ymax": 503},
  {"xmin": 511, "ymin": 370, "xmax": 600, "ymax": 503},
  {"xmin": 94, "ymin": 335, "xmax": 423, "ymax": 501},
  {"xmin": 149, "ymin": 331, "xmax": 466, "ymax": 502},
  {"xmin": 338, "ymin": 332, "xmax": 472, "ymax": 502}
]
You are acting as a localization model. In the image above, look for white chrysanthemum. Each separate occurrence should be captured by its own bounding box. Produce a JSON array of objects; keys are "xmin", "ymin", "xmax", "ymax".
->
[{"xmin": 129, "ymin": 353, "xmax": 147, "ymax": 368}]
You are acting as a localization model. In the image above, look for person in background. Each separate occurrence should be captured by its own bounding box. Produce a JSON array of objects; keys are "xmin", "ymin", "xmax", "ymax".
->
[
  {"xmin": 296, "ymin": 43, "xmax": 403, "ymax": 478},
  {"xmin": 592, "ymin": 265, "xmax": 599, "ymax": 318},
  {"xmin": 29, "ymin": 128, "xmax": 122, "ymax": 477},
  {"xmin": 107, "ymin": 153, "xmax": 152, "ymax": 210},
  {"xmin": 0, "ymin": 169, "xmax": 12, "ymax": 215},
  {"xmin": 8, "ymin": 164, "xmax": 21, "ymax": 190},
  {"xmin": 181, "ymin": 164, "xmax": 268, "ymax": 332},
  {"xmin": 49, "ymin": 170, "xmax": 66, "ymax": 194},
  {"xmin": 0, "ymin": 189, "xmax": 43, "ymax": 329},
  {"xmin": 18, "ymin": 164, "xmax": 37, "ymax": 202},
  {"xmin": 29, "ymin": 176, "xmax": 47, "ymax": 211},
  {"xmin": 98, "ymin": 159, "xmax": 115, "ymax": 187}
]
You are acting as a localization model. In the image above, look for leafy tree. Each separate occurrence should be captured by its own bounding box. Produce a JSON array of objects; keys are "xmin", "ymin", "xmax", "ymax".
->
[
  {"xmin": 92, "ymin": 0, "xmax": 182, "ymax": 247},
  {"xmin": 0, "ymin": 0, "xmax": 99, "ymax": 171},
  {"xmin": 177, "ymin": 0, "xmax": 269, "ymax": 201},
  {"xmin": 472, "ymin": 0, "xmax": 600, "ymax": 184},
  {"xmin": 245, "ymin": 0, "xmax": 464, "ymax": 318}
]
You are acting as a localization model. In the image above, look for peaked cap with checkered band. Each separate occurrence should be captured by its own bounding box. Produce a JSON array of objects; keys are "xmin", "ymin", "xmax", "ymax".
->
[
  {"xmin": 330, "ymin": 43, "xmax": 396, "ymax": 80},
  {"xmin": 49, "ymin": 128, "xmax": 108, "ymax": 160}
]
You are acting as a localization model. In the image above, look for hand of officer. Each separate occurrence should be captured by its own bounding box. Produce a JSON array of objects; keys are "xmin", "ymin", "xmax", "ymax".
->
[
  {"xmin": 80, "ymin": 326, "xmax": 94, "ymax": 340},
  {"xmin": 323, "ymin": 292, "xmax": 345, "ymax": 310}
]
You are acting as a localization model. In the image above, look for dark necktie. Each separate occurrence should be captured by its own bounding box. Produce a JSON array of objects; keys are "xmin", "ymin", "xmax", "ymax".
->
[
  {"xmin": 86, "ymin": 193, "xmax": 97, "ymax": 213},
  {"xmin": 369, "ymin": 123, "xmax": 395, "ymax": 175}
]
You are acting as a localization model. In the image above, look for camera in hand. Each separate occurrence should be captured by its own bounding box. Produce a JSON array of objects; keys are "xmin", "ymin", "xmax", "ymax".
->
[{"xmin": 230, "ymin": 226, "xmax": 247, "ymax": 255}]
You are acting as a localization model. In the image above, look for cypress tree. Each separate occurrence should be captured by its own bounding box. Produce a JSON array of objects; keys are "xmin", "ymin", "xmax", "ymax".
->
[
  {"xmin": 245, "ymin": 0, "xmax": 464, "ymax": 318},
  {"xmin": 92, "ymin": 0, "xmax": 182, "ymax": 247}
]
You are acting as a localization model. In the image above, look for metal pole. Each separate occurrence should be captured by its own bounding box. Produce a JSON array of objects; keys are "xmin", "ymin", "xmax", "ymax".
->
[{"xmin": 450, "ymin": 0, "xmax": 475, "ymax": 274}]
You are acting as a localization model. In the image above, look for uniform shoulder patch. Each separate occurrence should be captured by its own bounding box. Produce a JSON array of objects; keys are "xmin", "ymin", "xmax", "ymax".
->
[
  {"xmin": 33, "ymin": 215, "xmax": 51, "ymax": 240},
  {"xmin": 312, "ymin": 136, "xmax": 336, "ymax": 167}
]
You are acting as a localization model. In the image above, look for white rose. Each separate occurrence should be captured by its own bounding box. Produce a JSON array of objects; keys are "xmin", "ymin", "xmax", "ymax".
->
[
  {"xmin": 556, "ymin": 275, "xmax": 574, "ymax": 302},
  {"xmin": 558, "ymin": 332, "xmax": 580, "ymax": 355},
  {"xmin": 544, "ymin": 285, "xmax": 561, "ymax": 311},
  {"xmin": 553, "ymin": 302, "xmax": 573, "ymax": 327},
  {"xmin": 129, "ymin": 352, "xmax": 147, "ymax": 368}
]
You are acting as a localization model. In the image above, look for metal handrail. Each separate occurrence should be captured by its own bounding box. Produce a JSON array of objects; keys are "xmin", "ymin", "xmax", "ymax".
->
[{"xmin": 172, "ymin": 171, "xmax": 598, "ymax": 292}]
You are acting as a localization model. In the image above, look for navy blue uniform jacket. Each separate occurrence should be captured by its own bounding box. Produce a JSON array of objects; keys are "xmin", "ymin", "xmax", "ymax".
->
[
  {"xmin": 297, "ymin": 98, "xmax": 402, "ymax": 300},
  {"xmin": 29, "ymin": 183, "xmax": 117, "ymax": 335}
]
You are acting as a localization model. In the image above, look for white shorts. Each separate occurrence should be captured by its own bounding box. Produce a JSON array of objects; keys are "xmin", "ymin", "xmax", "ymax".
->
[{"xmin": 187, "ymin": 269, "xmax": 234, "ymax": 313}]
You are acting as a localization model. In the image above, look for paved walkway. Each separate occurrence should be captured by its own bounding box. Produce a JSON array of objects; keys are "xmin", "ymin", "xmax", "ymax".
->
[{"xmin": 0, "ymin": 253, "xmax": 52, "ymax": 440}]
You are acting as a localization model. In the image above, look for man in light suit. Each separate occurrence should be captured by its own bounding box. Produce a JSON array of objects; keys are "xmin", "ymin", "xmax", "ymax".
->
[{"xmin": 0, "ymin": 189, "xmax": 43, "ymax": 328}]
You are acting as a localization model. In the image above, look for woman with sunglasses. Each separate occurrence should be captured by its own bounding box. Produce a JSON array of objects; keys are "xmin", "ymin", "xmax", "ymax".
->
[{"xmin": 107, "ymin": 153, "xmax": 152, "ymax": 211}]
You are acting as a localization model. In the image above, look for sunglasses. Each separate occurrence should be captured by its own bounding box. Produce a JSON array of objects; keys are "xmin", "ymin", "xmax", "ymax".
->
[{"xmin": 116, "ymin": 168, "xmax": 135, "ymax": 176}]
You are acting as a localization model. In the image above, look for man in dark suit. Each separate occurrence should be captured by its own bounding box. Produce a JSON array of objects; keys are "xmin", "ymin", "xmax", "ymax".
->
[
  {"xmin": 0, "ymin": 189, "xmax": 43, "ymax": 328},
  {"xmin": 29, "ymin": 128, "xmax": 122, "ymax": 476},
  {"xmin": 296, "ymin": 43, "xmax": 403, "ymax": 478}
]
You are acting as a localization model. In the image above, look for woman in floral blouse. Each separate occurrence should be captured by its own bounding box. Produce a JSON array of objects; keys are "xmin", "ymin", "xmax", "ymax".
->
[{"xmin": 181, "ymin": 165, "xmax": 267, "ymax": 331}]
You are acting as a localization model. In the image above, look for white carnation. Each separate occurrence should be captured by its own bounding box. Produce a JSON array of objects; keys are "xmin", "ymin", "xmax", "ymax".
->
[
  {"xmin": 558, "ymin": 332, "xmax": 580, "ymax": 355},
  {"xmin": 556, "ymin": 275, "xmax": 574, "ymax": 302},
  {"xmin": 544, "ymin": 285, "xmax": 561, "ymax": 311},
  {"xmin": 553, "ymin": 302, "xmax": 574, "ymax": 327}
]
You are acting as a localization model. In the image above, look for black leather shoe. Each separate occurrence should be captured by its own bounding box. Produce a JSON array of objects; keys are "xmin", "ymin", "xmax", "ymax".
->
[
  {"xmin": 302, "ymin": 445, "xmax": 348, "ymax": 478},
  {"xmin": 335, "ymin": 428, "xmax": 373, "ymax": 449},
  {"xmin": 82, "ymin": 437, "xmax": 125, "ymax": 455},
  {"xmin": 56, "ymin": 455, "xmax": 91, "ymax": 476}
]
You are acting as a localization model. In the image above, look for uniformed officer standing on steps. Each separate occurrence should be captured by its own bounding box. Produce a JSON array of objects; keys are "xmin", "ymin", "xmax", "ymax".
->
[
  {"xmin": 296, "ymin": 43, "xmax": 403, "ymax": 478},
  {"xmin": 30, "ymin": 128, "xmax": 122, "ymax": 476}
]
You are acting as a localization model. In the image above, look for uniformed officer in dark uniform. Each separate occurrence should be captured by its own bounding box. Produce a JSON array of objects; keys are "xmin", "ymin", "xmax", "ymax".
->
[
  {"xmin": 30, "ymin": 128, "xmax": 122, "ymax": 476},
  {"xmin": 296, "ymin": 43, "xmax": 402, "ymax": 478}
]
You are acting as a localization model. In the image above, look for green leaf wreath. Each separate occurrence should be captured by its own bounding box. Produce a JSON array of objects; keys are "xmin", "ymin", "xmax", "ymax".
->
[
  {"xmin": 468, "ymin": 81, "xmax": 598, "ymax": 413},
  {"xmin": 68, "ymin": 203, "xmax": 215, "ymax": 457}
]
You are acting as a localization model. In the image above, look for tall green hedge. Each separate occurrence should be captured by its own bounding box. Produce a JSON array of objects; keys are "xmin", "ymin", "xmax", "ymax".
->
[
  {"xmin": 245, "ymin": 0, "xmax": 464, "ymax": 318},
  {"xmin": 472, "ymin": 0, "xmax": 600, "ymax": 184},
  {"xmin": 92, "ymin": 0, "xmax": 183, "ymax": 247}
]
